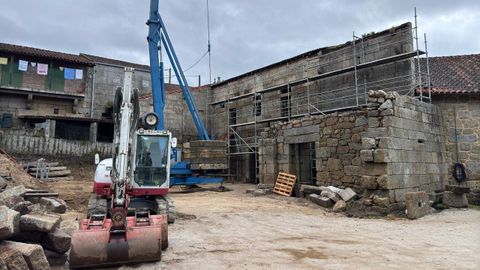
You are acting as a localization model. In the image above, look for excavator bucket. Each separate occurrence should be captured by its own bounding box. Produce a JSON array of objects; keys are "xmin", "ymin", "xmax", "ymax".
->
[{"xmin": 69, "ymin": 214, "xmax": 168, "ymax": 269}]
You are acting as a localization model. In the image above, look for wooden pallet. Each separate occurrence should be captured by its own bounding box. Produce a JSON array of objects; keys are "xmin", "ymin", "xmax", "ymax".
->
[{"xmin": 273, "ymin": 172, "xmax": 297, "ymax": 197}]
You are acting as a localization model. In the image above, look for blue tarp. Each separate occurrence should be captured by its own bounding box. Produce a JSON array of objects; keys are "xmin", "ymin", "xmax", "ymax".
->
[{"xmin": 64, "ymin": 68, "xmax": 75, "ymax": 80}]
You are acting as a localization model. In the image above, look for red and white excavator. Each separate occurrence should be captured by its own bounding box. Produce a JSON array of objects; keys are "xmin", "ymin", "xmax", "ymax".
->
[{"xmin": 69, "ymin": 68, "xmax": 173, "ymax": 268}]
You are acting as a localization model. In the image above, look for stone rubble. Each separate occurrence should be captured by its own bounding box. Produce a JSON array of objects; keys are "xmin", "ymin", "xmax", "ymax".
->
[{"xmin": 0, "ymin": 184, "xmax": 71, "ymax": 269}]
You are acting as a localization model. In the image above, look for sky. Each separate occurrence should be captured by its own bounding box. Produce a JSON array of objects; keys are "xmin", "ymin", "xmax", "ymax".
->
[{"xmin": 0, "ymin": 0, "xmax": 479, "ymax": 85}]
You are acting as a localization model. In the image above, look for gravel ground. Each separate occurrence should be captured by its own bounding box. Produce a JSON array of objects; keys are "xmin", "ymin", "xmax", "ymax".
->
[{"xmin": 117, "ymin": 184, "xmax": 480, "ymax": 270}]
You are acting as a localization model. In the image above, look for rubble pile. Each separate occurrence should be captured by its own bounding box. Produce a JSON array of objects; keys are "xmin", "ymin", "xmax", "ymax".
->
[
  {"xmin": 0, "ymin": 184, "xmax": 70, "ymax": 269},
  {"xmin": 246, "ymin": 184, "xmax": 274, "ymax": 196}
]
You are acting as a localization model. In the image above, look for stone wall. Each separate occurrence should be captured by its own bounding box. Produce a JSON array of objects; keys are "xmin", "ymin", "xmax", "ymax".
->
[
  {"xmin": 259, "ymin": 91, "xmax": 448, "ymax": 203},
  {"xmin": 433, "ymin": 94, "xmax": 480, "ymax": 203}
]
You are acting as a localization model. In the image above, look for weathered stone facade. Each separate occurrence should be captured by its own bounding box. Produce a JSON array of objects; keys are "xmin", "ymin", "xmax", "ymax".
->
[
  {"xmin": 433, "ymin": 94, "xmax": 480, "ymax": 203},
  {"xmin": 259, "ymin": 91, "xmax": 448, "ymax": 203}
]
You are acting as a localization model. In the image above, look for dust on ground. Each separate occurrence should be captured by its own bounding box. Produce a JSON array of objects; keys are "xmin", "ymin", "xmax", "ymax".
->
[{"xmin": 120, "ymin": 184, "xmax": 480, "ymax": 270}]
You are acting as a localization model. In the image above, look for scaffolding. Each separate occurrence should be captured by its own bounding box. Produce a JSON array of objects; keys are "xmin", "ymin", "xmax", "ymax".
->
[{"xmin": 213, "ymin": 13, "xmax": 432, "ymax": 183}]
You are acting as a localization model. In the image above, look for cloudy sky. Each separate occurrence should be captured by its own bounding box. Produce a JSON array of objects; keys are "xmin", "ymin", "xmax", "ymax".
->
[{"xmin": 1, "ymin": 0, "xmax": 479, "ymax": 85}]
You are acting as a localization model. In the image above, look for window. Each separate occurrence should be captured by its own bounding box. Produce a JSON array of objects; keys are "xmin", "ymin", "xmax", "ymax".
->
[
  {"xmin": 229, "ymin": 108, "xmax": 237, "ymax": 125},
  {"xmin": 134, "ymin": 134, "xmax": 169, "ymax": 187},
  {"xmin": 281, "ymin": 96, "xmax": 290, "ymax": 117},
  {"xmin": 254, "ymin": 94, "xmax": 262, "ymax": 116}
]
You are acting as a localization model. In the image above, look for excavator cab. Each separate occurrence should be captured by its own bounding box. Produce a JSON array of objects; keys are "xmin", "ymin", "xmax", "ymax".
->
[{"xmin": 134, "ymin": 131, "xmax": 171, "ymax": 188}]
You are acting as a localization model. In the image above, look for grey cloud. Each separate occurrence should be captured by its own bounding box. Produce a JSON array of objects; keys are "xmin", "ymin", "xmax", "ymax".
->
[{"xmin": 0, "ymin": 0, "xmax": 478, "ymax": 85}]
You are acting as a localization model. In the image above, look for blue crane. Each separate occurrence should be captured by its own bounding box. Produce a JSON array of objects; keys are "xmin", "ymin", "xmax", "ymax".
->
[
  {"xmin": 147, "ymin": 0, "xmax": 209, "ymax": 140},
  {"xmin": 147, "ymin": 0, "xmax": 223, "ymax": 187}
]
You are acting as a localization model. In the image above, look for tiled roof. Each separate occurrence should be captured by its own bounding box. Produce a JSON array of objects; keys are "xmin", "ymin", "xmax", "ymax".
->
[
  {"xmin": 0, "ymin": 43, "xmax": 94, "ymax": 66},
  {"xmin": 80, "ymin": 53, "xmax": 150, "ymax": 71},
  {"xmin": 421, "ymin": 54, "xmax": 480, "ymax": 94}
]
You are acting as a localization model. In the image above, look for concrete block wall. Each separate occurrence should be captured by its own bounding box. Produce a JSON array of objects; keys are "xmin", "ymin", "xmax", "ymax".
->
[{"xmin": 258, "ymin": 91, "xmax": 448, "ymax": 203}]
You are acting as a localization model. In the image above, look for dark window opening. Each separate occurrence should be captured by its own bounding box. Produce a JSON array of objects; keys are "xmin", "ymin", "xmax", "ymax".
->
[
  {"xmin": 55, "ymin": 120, "xmax": 90, "ymax": 141},
  {"xmin": 289, "ymin": 142, "xmax": 316, "ymax": 196},
  {"xmin": 254, "ymin": 94, "xmax": 262, "ymax": 116},
  {"xmin": 97, "ymin": 122, "xmax": 114, "ymax": 142},
  {"xmin": 281, "ymin": 96, "xmax": 290, "ymax": 117},
  {"xmin": 229, "ymin": 108, "xmax": 237, "ymax": 125}
]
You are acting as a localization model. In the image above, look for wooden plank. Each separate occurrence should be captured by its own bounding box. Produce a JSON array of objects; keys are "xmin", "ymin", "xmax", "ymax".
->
[
  {"xmin": 273, "ymin": 172, "xmax": 297, "ymax": 197},
  {"xmin": 28, "ymin": 166, "xmax": 68, "ymax": 172}
]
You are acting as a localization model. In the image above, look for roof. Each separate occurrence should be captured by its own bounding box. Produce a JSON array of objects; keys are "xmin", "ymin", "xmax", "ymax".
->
[
  {"xmin": 213, "ymin": 22, "xmax": 412, "ymax": 87},
  {"xmin": 80, "ymin": 53, "xmax": 150, "ymax": 71},
  {"xmin": 421, "ymin": 54, "xmax": 480, "ymax": 94},
  {"xmin": 0, "ymin": 43, "xmax": 94, "ymax": 66}
]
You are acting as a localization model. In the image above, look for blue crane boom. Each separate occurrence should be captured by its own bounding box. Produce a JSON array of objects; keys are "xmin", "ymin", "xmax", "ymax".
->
[{"xmin": 147, "ymin": 0, "xmax": 210, "ymax": 140}]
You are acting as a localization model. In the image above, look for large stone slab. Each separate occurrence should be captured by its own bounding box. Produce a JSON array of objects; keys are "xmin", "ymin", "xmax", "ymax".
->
[
  {"xmin": 20, "ymin": 214, "xmax": 61, "ymax": 233},
  {"xmin": 42, "ymin": 228, "xmax": 71, "ymax": 253},
  {"xmin": 0, "ymin": 244, "xmax": 29, "ymax": 270},
  {"xmin": 0, "ymin": 205, "xmax": 20, "ymax": 240},
  {"xmin": 309, "ymin": 194, "xmax": 333, "ymax": 208},
  {"xmin": 445, "ymin": 185, "xmax": 470, "ymax": 195},
  {"xmin": 405, "ymin": 191, "xmax": 431, "ymax": 219},
  {"xmin": 299, "ymin": 185, "xmax": 327, "ymax": 197},
  {"xmin": 0, "ymin": 185, "xmax": 26, "ymax": 208},
  {"xmin": 320, "ymin": 190, "xmax": 340, "ymax": 202},
  {"xmin": 39, "ymin": 198, "xmax": 66, "ymax": 214},
  {"xmin": 443, "ymin": 191, "xmax": 468, "ymax": 208},
  {"xmin": 0, "ymin": 241, "xmax": 50, "ymax": 270},
  {"xmin": 338, "ymin": 188, "xmax": 357, "ymax": 202}
]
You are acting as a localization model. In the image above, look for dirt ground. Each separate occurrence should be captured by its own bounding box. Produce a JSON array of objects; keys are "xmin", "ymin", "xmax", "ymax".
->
[
  {"xmin": 115, "ymin": 185, "xmax": 479, "ymax": 270},
  {"xmin": 12, "ymin": 156, "xmax": 478, "ymax": 270}
]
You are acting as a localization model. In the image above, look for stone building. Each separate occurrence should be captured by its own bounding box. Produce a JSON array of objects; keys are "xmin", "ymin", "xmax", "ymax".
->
[
  {"xmin": 422, "ymin": 54, "xmax": 480, "ymax": 203},
  {"xmin": 0, "ymin": 43, "xmax": 95, "ymax": 139},
  {"xmin": 209, "ymin": 22, "xmax": 422, "ymax": 183},
  {"xmin": 0, "ymin": 44, "xmax": 208, "ymax": 156}
]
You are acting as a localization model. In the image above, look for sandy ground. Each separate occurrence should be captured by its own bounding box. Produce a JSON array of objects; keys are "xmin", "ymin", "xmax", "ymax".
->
[
  {"xmin": 11, "ymin": 156, "xmax": 477, "ymax": 270},
  {"xmin": 115, "ymin": 184, "xmax": 479, "ymax": 270}
]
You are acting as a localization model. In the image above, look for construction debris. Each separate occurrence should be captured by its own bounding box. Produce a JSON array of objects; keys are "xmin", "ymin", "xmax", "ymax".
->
[
  {"xmin": 443, "ymin": 191, "xmax": 468, "ymax": 208},
  {"xmin": 0, "ymin": 184, "xmax": 71, "ymax": 269}
]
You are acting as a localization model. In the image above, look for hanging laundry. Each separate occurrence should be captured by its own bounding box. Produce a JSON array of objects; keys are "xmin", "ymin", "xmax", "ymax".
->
[
  {"xmin": 64, "ymin": 68, "xmax": 75, "ymax": 80},
  {"xmin": 37, "ymin": 63, "xmax": 48, "ymax": 75},
  {"xmin": 75, "ymin": 69, "xmax": 83, "ymax": 79},
  {"xmin": 59, "ymin": 66, "xmax": 64, "ymax": 71},
  {"xmin": 31, "ymin": 62, "xmax": 37, "ymax": 67},
  {"xmin": 0, "ymin": 57, "xmax": 8, "ymax": 65},
  {"xmin": 18, "ymin": 60, "xmax": 28, "ymax": 71}
]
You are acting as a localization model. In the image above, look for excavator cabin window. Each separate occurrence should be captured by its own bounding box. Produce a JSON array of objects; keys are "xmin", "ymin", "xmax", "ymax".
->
[{"xmin": 134, "ymin": 134, "xmax": 169, "ymax": 187}]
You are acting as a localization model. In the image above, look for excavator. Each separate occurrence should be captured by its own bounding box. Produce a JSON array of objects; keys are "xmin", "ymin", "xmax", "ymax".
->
[{"xmin": 69, "ymin": 0, "xmax": 221, "ymax": 268}]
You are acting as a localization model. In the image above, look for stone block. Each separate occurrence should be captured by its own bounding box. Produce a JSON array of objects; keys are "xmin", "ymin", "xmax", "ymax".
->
[
  {"xmin": 405, "ymin": 191, "xmax": 431, "ymax": 219},
  {"xmin": 0, "ymin": 244, "xmax": 29, "ymax": 270},
  {"xmin": 320, "ymin": 190, "xmax": 340, "ymax": 202},
  {"xmin": 326, "ymin": 158, "xmax": 343, "ymax": 171},
  {"xmin": 0, "ymin": 185, "xmax": 26, "ymax": 208},
  {"xmin": 42, "ymin": 229, "xmax": 71, "ymax": 253},
  {"xmin": 308, "ymin": 194, "xmax": 333, "ymax": 208},
  {"xmin": 43, "ymin": 249, "xmax": 67, "ymax": 266},
  {"xmin": 445, "ymin": 185, "xmax": 470, "ymax": 195},
  {"xmin": 360, "ymin": 149, "xmax": 374, "ymax": 162},
  {"xmin": 373, "ymin": 149, "xmax": 390, "ymax": 163},
  {"xmin": 11, "ymin": 231, "xmax": 45, "ymax": 243},
  {"xmin": 376, "ymin": 175, "xmax": 389, "ymax": 190},
  {"xmin": 332, "ymin": 200, "xmax": 346, "ymax": 212},
  {"xmin": 0, "ymin": 206, "xmax": 20, "ymax": 240},
  {"xmin": 360, "ymin": 176, "xmax": 378, "ymax": 190},
  {"xmin": 356, "ymin": 116, "xmax": 369, "ymax": 127},
  {"xmin": 0, "ymin": 241, "xmax": 50, "ymax": 270},
  {"xmin": 299, "ymin": 185, "xmax": 327, "ymax": 197},
  {"xmin": 12, "ymin": 200, "xmax": 33, "ymax": 215},
  {"xmin": 379, "ymin": 99, "xmax": 393, "ymax": 111},
  {"xmin": 338, "ymin": 188, "xmax": 357, "ymax": 202},
  {"xmin": 20, "ymin": 214, "xmax": 61, "ymax": 233},
  {"xmin": 442, "ymin": 191, "xmax": 468, "ymax": 208},
  {"xmin": 39, "ymin": 198, "xmax": 66, "ymax": 214},
  {"xmin": 362, "ymin": 137, "xmax": 376, "ymax": 149}
]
